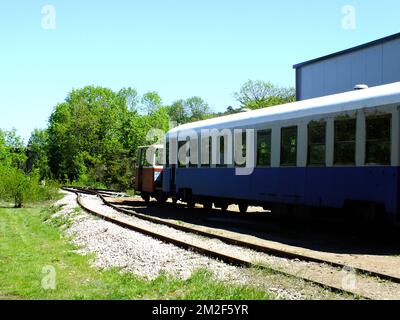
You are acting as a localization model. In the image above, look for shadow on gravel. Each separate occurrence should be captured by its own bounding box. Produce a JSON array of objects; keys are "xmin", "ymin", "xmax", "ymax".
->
[{"xmin": 107, "ymin": 198, "xmax": 400, "ymax": 256}]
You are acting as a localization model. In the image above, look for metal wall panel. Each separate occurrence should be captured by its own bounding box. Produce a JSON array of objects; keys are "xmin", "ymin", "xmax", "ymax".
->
[
  {"xmin": 383, "ymin": 39, "xmax": 400, "ymax": 83},
  {"xmin": 297, "ymin": 38, "xmax": 400, "ymax": 100}
]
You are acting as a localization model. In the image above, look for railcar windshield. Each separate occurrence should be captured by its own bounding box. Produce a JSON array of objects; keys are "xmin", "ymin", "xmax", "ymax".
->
[{"xmin": 137, "ymin": 146, "xmax": 164, "ymax": 168}]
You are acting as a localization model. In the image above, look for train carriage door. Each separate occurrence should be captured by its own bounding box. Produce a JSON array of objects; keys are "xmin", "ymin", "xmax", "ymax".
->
[
  {"xmin": 170, "ymin": 139, "xmax": 177, "ymax": 193},
  {"xmin": 135, "ymin": 148, "xmax": 144, "ymax": 191}
]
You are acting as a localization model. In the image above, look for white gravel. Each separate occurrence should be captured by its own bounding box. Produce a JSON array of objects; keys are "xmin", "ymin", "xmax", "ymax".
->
[{"xmin": 52, "ymin": 191, "xmax": 324, "ymax": 300}]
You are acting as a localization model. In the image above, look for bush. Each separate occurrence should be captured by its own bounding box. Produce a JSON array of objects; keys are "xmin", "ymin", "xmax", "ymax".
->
[
  {"xmin": 0, "ymin": 165, "xmax": 60, "ymax": 207},
  {"xmin": 0, "ymin": 165, "xmax": 31, "ymax": 207},
  {"xmin": 71, "ymin": 174, "xmax": 107, "ymax": 190},
  {"xmin": 35, "ymin": 180, "xmax": 61, "ymax": 201}
]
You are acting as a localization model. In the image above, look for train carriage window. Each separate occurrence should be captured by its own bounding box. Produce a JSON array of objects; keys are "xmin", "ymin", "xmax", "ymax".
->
[
  {"xmin": 257, "ymin": 130, "xmax": 271, "ymax": 167},
  {"xmin": 165, "ymin": 141, "xmax": 169, "ymax": 167},
  {"xmin": 140, "ymin": 147, "xmax": 152, "ymax": 167},
  {"xmin": 155, "ymin": 148, "xmax": 162, "ymax": 166},
  {"xmin": 365, "ymin": 115, "xmax": 391, "ymax": 165},
  {"xmin": 334, "ymin": 118, "xmax": 356, "ymax": 165},
  {"xmin": 281, "ymin": 126, "xmax": 297, "ymax": 167},
  {"xmin": 308, "ymin": 121, "xmax": 326, "ymax": 166},
  {"xmin": 235, "ymin": 131, "xmax": 246, "ymax": 167},
  {"xmin": 178, "ymin": 141, "xmax": 187, "ymax": 168},
  {"xmin": 201, "ymin": 136, "xmax": 212, "ymax": 167},
  {"xmin": 217, "ymin": 135, "xmax": 228, "ymax": 167},
  {"xmin": 189, "ymin": 137, "xmax": 198, "ymax": 168}
]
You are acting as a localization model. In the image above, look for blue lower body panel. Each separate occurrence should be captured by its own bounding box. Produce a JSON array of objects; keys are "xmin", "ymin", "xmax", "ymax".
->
[{"xmin": 163, "ymin": 167, "xmax": 400, "ymax": 218}]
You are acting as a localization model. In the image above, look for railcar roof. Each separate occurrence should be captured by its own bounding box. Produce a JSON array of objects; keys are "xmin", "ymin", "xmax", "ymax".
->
[{"xmin": 167, "ymin": 82, "xmax": 400, "ymax": 136}]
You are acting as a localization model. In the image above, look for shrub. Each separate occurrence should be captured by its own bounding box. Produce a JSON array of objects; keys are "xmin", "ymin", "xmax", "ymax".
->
[{"xmin": 0, "ymin": 165, "xmax": 60, "ymax": 207}]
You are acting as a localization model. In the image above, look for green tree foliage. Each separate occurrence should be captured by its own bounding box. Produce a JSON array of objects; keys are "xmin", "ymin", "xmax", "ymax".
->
[
  {"xmin": 47, "ymin": 86, "xmax": 129, "ymax": 187},
  {"xmin": 186, "ymin": 96, "xmax": 211, "ymax": 121},
  {"xmin": 1, "ymin": 129, "xmax": 27, "ymax": 169},
  {"xmin": 213, "ymin": 106, "xmax": 243, "ymax": 117},
  {"xmin": 0, "ymin": 165, "xmax": 35, "ymax": 208},
  {"xmin": 167, "ymin": 97, "xmax": 212, "ymax": 125},
  {"xmin": 141, "ymin": 91, "xmax": 163, "ymax": 114},
  {"xmin": 0, "ymin": 129, "xmax": 6, "ymax": 162},
  {"xmin": 167, "ymin": 100, "xmax": 188, "ymax": 125},
  {"xmin": 0, "ymin": 128, "xmax": 59, "ymax": 207},
  {"xmin": 27, "ymin": 129, "xmax": 50, "ymax": 178},
  {"xmin": 233, "ymin": 80, "xmax": 295, "ymax": 110},
  {"xmin": 118, "ymin": 87, "xmax": 139, "ymax": 111}
]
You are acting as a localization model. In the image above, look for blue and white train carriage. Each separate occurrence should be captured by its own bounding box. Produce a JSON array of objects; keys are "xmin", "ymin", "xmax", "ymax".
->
[{"xmin": 137, "ymin": 82, "xmax": 400, "ymax": 224}]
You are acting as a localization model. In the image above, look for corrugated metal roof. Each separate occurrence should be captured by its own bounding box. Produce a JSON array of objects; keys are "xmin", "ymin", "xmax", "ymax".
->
[
  {"xmin": 167, "ymin": 82, "xmax": 400, "ymax": 136},
  {"xmin": 293, "ymin": 32, "xmax": 400, "ymax": 69}
]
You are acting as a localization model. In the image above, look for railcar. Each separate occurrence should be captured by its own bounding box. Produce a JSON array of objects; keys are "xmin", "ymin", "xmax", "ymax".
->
[
  {"xmin": 136, "ymin": 82, "xmax": 400, "ymax": 225},
  {"xmin": 134, "ymin": 145, "xmax": 166, "ymax": 203}
]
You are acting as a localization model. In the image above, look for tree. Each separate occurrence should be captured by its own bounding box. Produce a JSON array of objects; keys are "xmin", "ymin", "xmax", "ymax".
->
[
  {"xmin": 233, "ymin": 80, "xmax": 295, "ymax": 110},
  {"xmin": 27, "ymin": 129, "xmax": 50, "ymax": 179},
  {"xmin": 0, "ymin": 128, "xmax": 43, "ymax": 208},
  {"xmin": 166, "ymin": 97, "xmax": 212, "ymax": 124},
  {"xmin": 0, "ymin": 129, "xmax": 6, "ymax": 162},
  {"xmin": 47, "ymin": 86, "xmax": 129, "ymax": 184},
  {"xmin": 167, "ymin": 100, "xmax": 189, "ymax": 125},
  {"xmin": 0, "ymin": 165, "xmax": 37, "ymax": 208},
  {"xmin": 0, "ymin": 129, "xmax": 27, "ymax": 169},
  {"xmin": 118, "ymin": 87, "xmax": 139, "ymax": 111},
  {"xmin": 185, "ymin": 96, "xmax": 211, "ymax": 121},
  {"xmin": 141, "ymin": 91, "xmax": 163, "ymax": 114},
  {"xmin": 214, "ymin": 106, "xmax": 243, "ymax": 117}
]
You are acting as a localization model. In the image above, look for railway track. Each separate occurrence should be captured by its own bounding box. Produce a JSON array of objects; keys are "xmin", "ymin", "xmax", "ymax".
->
[{"xmin": 62, "ymin": 186, "xmax": 400, "ymax": 299}]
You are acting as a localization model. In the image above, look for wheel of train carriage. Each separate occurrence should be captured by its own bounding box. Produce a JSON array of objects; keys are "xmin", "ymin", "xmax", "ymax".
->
[
  {"xmin": 187, "ymin": 199, "xmax": 195, "ymax": 209},
  {"xmin": 219, "ymin": 203, "xmax": 228, "ymax": 212},
  {"xmin": 238, "ymin": 203, "xmax": 249, "ymax": 214},
  {"xmin": 202, "ymin": 201, "xmax": 213, "ymax": 211},
  {"xmin": 141, "ymin": 193, "xmax": 150, "ymax": 204},
  {"xmin": 155, "ymin": 193, "xmax": 168, "ymax": 204}
]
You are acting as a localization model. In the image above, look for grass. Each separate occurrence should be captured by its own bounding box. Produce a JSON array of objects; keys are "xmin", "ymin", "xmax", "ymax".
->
[{"xmin": 0, "ymin": 201, "xmax": 275, "ymax": 300}]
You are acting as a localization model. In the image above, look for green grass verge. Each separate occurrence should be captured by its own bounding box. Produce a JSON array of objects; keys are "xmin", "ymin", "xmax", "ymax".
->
[{"xmin": 0, "ymin": 202, "xmax": 274, "ymax": 300}]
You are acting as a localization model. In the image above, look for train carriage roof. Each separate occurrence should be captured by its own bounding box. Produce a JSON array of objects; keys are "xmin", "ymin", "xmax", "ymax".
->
[{"xmin": 167, "ymin": 82, "xmax": 400, "ymax": 136}]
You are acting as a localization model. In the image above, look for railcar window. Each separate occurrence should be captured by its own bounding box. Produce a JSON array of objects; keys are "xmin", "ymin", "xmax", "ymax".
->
[
  {"xmin": 281, "ymin": 126, "xmax": 297, "ymax": 166},
  {"xmin": 365, "ymin": 115, "xmax": 391, "ymax": 165},
  {"xmin": 140, "ymin": 148, "xmax": 152, "ymax": 167},
  {"xmin": 201, "ymin": 136, "xmax": 212, "ymax": 167},
  {"xmin": 165, "ymin": 142, "xmax": 169, "ymax": 167},
  {"xmin": 334, "ymin": 118, "xmax": 356, "ymax": 165},
  {"xmin": 235, "ymin": 131, "xmax": 246, "ymax": 167},
  {"xmin": 178, "ymin": 141, "xmax": 187, "ymax": 168},
  {"xmin": 155, "ymin": 148, "xmax": 163, "ymax": 166},
  {"xmin": 308, "ymin": 121, "xmax": 326, "ymax": 166},
  {"xmin": 139, "ymin": 149, "xmax": 145, "ymax": 167},
  {"xmin": 189, "ymin": 138, "xmax": 198, "ymax": 168},
  {"xmin": 257, "ymin": 130, "xmax": 271, "ymax": 167},
  {"xmin": 218, "ymin": 136, "xmax": 228, "ymax": 167}
]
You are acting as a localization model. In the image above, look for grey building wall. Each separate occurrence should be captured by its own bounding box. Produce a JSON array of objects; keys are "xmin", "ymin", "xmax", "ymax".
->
[{"xmin": 295, "ymin": 36, "xmax": 400, "ymax": 101}]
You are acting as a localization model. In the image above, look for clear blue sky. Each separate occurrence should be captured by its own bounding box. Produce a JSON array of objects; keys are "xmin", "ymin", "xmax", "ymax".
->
[{"xmin": 1, "ymin": 0, "xmax": 399, "ymax": 142}]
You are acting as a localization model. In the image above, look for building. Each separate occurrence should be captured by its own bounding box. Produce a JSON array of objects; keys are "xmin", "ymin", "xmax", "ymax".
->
[{"xmin": 293, "ymin": 32, "xmax": 400, "ymax": 101}]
